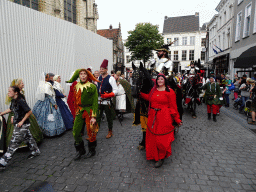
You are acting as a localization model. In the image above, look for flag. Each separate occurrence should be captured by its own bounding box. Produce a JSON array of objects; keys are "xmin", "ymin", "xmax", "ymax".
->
[
  {"xmin": 214, "ymin": 44, "xmax": 223, "ymax": 52},
  {"xmin": 213, "ymin": 47, "xmax": 218, "ymax": 54}
]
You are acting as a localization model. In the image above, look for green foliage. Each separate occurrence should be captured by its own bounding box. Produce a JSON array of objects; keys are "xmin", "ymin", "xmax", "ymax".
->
[{"xmin": 125, "ymin": 23, "xmax": 164, "ymax": 65}]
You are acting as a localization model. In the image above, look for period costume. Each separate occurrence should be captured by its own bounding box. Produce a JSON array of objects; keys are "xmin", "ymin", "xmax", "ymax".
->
[
  {"xmin": 202, "ymin": 80, "xmax": 222, "ymax": 122},
  {"xmin": 53, "ymin": 76, "xmax": 73, "ymax": 130},
  {"xmin": 0, "ymin": 116, "xmax": 7, "ymax": 154},
  {"xmin": 96, "ymin": 59, "xmax": 118, "ymax": 139},
  {"xmin": 140, "ymin": 74, "xmax": 181, "ymax": 167},
  {"xmin": 66, "ymin": 68, "xmax": 99, "ymax": 160},
  {"xmin": 5, "ymin": 79, "xmax": 43, "ymax": 147},
  {"xmin": 0, "ymin": 97, "xmax": 40, "ymax": 168},
  {"xmin": 113, "ymin": 78, "xmax": 135, "ymax": 119},
  {"xmin": 33, "ymin": 77, "xmax": 66, "ymax": 137}
]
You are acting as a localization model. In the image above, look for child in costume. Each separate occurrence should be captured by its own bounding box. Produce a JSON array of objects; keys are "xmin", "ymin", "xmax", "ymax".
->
[
  {"xmin": 66, "ymin": 68, "xmax": 99, "ymax": 160},
  {"xmin": 0, "ymin": 86, "xmax": 40, "ymax": 169}
]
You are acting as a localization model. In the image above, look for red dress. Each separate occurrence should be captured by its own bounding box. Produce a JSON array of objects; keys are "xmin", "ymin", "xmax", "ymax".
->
[{"xmin": 141, "ymin": 89, "xmax": 181, "ymax": 161}]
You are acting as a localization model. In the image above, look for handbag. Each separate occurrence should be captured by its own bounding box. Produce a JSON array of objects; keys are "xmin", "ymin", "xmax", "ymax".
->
[{"xmin": 225, "ymin": 89, "xmax": 231, "ymax": 95}]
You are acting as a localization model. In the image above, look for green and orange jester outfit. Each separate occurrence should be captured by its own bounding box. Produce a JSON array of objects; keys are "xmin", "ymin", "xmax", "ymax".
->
[{"xmin": 66, "ymin": 69, "xmax": 99, "ymax": 160}]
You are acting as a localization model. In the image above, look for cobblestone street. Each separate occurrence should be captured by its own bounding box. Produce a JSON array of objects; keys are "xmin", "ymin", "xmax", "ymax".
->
[{"xmin": 1, "ymin": 102, "xmax": 256, "ymax": 192}]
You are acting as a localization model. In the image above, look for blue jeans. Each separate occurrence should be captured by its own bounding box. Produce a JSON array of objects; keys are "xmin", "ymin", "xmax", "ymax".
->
[
  {"xmin": 239, "ymin": 96, "xmax": 249, "ymax": 111},
  {"xmin": 224, "ymin": 93, "xmax": 230, "ymax": 105}
]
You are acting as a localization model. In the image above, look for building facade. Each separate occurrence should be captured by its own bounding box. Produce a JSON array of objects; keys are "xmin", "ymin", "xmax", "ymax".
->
[
  {"xmin": 206, "ymin": 0, "xmax": 235, "ymax": 76},
  {"xmin": 97, "ymin": 24, "xmax": 124, "ymax": 73},
  {"xmin": 230, "ymin": 0, "xmax": 256, "ymax": 78},
  {"xmin": 162, "ymin": 13, "xmax": 207, "ymax": 73},
  {"xmin": 9, "ymin": 0, "xmax": 99, "ymax": 33}
]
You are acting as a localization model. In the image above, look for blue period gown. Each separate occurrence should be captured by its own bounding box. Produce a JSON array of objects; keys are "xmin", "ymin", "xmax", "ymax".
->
[{"xmin": 33, "ymin": 82, "xmax": 66, "ymax": 137}]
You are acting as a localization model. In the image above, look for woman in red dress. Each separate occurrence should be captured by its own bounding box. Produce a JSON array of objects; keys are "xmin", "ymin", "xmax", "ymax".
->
[{"xmin": 140, "ymin": 74, "xmax": 182, "ymax": 168}]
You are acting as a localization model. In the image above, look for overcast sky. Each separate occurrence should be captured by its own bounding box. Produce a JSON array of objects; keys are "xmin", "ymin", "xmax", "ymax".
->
[{"xmin": 96, "ymin": 0, "xmax": 220, "ymax": 39}]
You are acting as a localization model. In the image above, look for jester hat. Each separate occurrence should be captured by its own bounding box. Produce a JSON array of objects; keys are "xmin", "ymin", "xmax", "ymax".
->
[{"xmin": 66, "ymin": 68, "xmax": 100, "ymax": 83}]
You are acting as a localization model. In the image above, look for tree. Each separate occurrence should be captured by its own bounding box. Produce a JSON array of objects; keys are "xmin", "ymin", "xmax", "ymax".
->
[{"xmin": 125, "ymin": 23, "xmax": 164, "ymax": 67}]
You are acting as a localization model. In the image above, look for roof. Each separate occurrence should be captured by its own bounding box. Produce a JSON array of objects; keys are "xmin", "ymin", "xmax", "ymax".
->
[
  {"xmin": 201, "ymin": 23, "xmax": 208, "ymax": 31},
  {"xmin": 163, "ymin": 15, "xmax": 200, "ymax": 34},
  {"xmin": 97, "ymin": 28, "xmax": 120, "ymax": 39}
]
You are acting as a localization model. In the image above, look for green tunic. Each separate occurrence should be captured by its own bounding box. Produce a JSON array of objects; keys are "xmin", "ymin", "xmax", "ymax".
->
[{"xmin": 202, "ymin": 82, "xmax": 222, "ymax": 105}]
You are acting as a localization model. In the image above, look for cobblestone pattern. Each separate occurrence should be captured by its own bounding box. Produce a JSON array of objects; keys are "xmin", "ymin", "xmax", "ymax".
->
[{"xmin": 0, "ymin": 103, "xmax": 256, "ymax": 192}]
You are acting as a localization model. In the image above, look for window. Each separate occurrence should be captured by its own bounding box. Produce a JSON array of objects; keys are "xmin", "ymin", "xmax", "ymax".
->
[
  {"xmin": 13, "ymin": 0, "xmax": 39, "ymax": 10},
  {"xmin": 64, "ymin": 0, "xmax": 77, "ymax": 24},
  {"xmin": 174, "ymin": 38, "xmax": 179, "ymax": 46},
  {"xmin": 167, "ymin": 38, "xmax": 172, "ymax": 44},
  {"xmin": 189, "ymin": 50, "xmax": 194, "ymax": 60},
  {"xmin": 235, "ymin": 11, "xmax": 242, "ymax": 41},
  {"xmin": 201, "ymin": 51, "xmax": 205, "ymax": 61},
  {"xmin": 243, "ymin": 3, "xmax": 252, "ymax": 37},
  {"xmin": 238, "ymin": 0, "xmax": 243, "ymax": 5},
  {"xmin": 190, "ymin": 36, "xmax": 195, "ymax": 45},
  {"xmin": 201, "ymin": 38, "xmax": 206, "ymax": 47},
  {"xmin": 219, "ymin": 16, "xmax": 222, "ymax": 28},
  {"xmin": 224, "ymin": 11, "xmax": 226, "ymax": 24},
  {"xmin": 174, "ymin": 51, "xmax": 179, "ymax": 61},
  {"xmin": 182, "ymin": 50, "xmax": 187, "ymax": 61},
  {"xmin": 209, "ymin": 43, "xmax": 212, "ymax": 56},
  {"xmin": 182, "ymin": 37, "xmax": 187, "ymax": 45},
  {"xmin": 223, "ymin": 32, "xmax": 225, "ymax": 50}
]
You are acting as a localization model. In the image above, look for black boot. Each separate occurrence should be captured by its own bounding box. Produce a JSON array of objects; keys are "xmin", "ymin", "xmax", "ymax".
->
[
  {"xmin": 138, "ymin": 132, "xmax": 146, "ymax": 150},
  {"xmin": 74, "ymin": 141, "xmax": 86, "ymax": 160},
  {"xmin": 85, "ymin": 141, "xmax": 97, "ymax": 158},
  {"xmin": 213, "ymin": 114, "xmax": 217, "ymax": 122},
  {"xmin": 208, "ymin": 113, "xmax": 211, "ymax": 120},
  {"xmin": 155, "ymin": 159, "xmax": 164, "ymax": 168}
]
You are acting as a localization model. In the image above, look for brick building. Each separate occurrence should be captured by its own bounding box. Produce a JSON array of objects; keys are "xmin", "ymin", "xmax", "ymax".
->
[{"xmin": 97, "ymin": 24, "xmax": 124, "ymax": 73}]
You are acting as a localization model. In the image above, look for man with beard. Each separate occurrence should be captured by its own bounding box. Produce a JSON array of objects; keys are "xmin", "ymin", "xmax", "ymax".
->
[
  {"xmin": 149, "ymin": 44, "xmax": 174, "ymax": 76},
  {"xmin": 96, "ymin": 59, "xmax": 118, "ymax": 139}
]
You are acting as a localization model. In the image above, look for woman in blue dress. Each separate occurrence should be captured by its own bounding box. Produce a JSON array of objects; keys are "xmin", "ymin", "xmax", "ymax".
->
[
  {"xmin": 33, "ymin": 73, "xmax": 66, "ymax": 137},
  {"xmin": 53, "ymin": 75, "xmax": 73, "ymax": 130}
]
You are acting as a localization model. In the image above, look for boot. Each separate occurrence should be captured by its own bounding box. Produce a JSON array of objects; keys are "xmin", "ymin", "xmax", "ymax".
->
[
  {"xmin": 85, "ymin": 141, "xmax": 97, "ymax": 158},
  {"xmin": 106, "ymin": 130, "xmax": 113, "ymax": 139},
  {"xmin": 138, "ymin": 132, "xmax": 146, "ymax": 150},
  {"xmin": 208, "ymin": 113, "xmax": 211, "ymax": 120},
  {"xmin": 213, "ymin": 114, "xmax": 217, "ymax": 122},
  {"xmin": 155, "ymin": 159, "xmax": 164, "ymax": 168},
  {"xmin": 74, "ymin": 141, "xmax": 86, "ymax": 160}
]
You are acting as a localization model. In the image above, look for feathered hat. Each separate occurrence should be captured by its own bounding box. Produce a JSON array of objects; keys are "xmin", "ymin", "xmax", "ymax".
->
[
  {"xmin": 66, "ymin": 68, "xmax": 100, "ymax": 83},
  {"xmin": 155, "ymin": 43, "xmax": 173, "ymax": 54}
]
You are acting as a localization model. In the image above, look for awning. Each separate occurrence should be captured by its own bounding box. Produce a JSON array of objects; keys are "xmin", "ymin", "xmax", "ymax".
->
[{"xmin": 234, "ymin": 46, "xmax": 256, "ymax": 68}]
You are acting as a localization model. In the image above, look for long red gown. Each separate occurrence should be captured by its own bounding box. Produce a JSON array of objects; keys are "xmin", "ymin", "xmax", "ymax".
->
[{"xmin": 141, "ymin": 88, "xmax": 181, "ymax": 161}]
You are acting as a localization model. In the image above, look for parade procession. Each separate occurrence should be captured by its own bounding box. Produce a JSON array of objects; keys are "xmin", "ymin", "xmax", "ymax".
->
[{"xmin": 1, "ymin": 0, "xmax": 256, "ymax": 191}]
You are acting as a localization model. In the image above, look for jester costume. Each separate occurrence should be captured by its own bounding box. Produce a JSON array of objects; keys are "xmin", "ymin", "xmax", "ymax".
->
[{"xmin": 66, "ymin": 69, "xmax": 99, "ymax": 160}]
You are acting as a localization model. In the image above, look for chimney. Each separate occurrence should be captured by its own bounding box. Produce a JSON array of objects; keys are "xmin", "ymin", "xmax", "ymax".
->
[
  {"xmin": 195, "ymin": 12, "xmax": 199, "ymax": 16},
  {"xmin": 109, "ymin": 24, "xmax": 112, "ymax": 30},
  {"xmin": 164, "ymin": 16, "xmax": 168, "ymax": 20}
]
